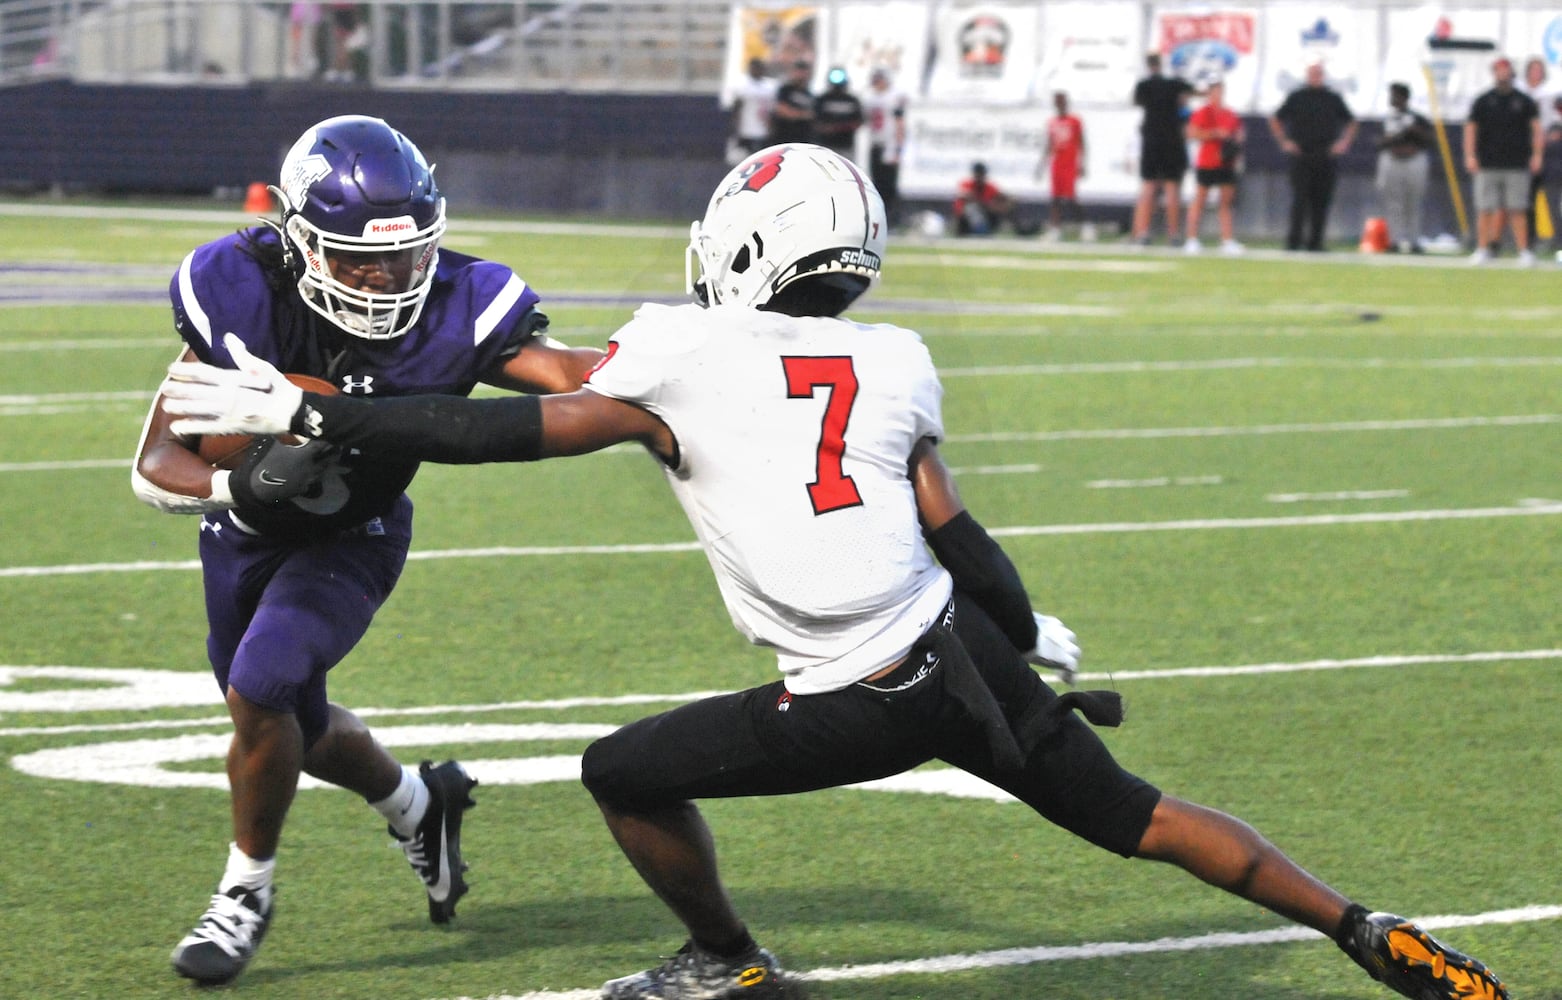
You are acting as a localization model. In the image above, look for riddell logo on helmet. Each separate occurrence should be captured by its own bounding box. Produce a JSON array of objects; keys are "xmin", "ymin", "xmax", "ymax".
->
[{"xmin": 365, "ymin": 217, "xmax": 416, "ymax": 236}]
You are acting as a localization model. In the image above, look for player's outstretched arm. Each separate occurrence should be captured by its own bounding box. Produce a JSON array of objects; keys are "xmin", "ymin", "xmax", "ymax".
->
[
  {"xmin": 910, "ymin": 438, "xmax": 1080, "ymax": 681},
  {"xmin": 164, "ymin": 333, "xmax": 673, "ymax": 466},
  {"xmin": 485, "ymin": 336, "xmax": 605, "ymax": 395}
]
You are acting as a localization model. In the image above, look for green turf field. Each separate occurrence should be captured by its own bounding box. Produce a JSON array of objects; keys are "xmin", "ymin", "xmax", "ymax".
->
[{"xmin": 1, "ymin": 200, "xmax": 1558, "ymax": 1000}]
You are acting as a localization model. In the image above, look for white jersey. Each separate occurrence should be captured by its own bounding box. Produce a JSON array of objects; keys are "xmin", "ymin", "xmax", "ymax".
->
[
  {"xmin": 585, "ymin": 302, "xmax": 954, "ymax": 694},
  {"xmin": 863, "ymin": 85, "xmax": 907, "ymax": 151},
  {"xmin": 731, "ymin": 75, "xmax": 780, "ymax": 142}
]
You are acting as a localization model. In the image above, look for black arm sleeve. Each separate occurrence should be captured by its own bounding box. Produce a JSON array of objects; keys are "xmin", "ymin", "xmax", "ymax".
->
[
  {"xmin": 291, "ymin": 392, "xmax": 544, "ymax": 464},
  {"xmin": 925, "ymin": 510, "xmax": 1038, "ymax": 651}
]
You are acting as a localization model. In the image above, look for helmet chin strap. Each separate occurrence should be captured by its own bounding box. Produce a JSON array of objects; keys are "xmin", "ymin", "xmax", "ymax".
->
[
  {"xmin": 685, "ymin": 222, "xmax": 721, "ymax": 306},
  {"xmin": 264, "ymin": 184, "xmax": 301, "ymax": 277}
]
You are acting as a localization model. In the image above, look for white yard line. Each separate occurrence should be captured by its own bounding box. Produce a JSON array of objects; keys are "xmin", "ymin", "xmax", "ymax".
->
[
  {"xmin": 0, "ymin": 201, "xmax": 687, "ymax": 238},
  {"xmin": 0, "ymin": 338, "xmax": 171, "ymax": 351},
  {"xmin": 950, "ymin": 413, "xmax": 1559, "ymax": 442},
  {"xmin": 940, "ymin": 356, "xmax": 1562, "ymax": 377},
  {"xmin": 4, "ymin": 649, "xmax": 1559, "ymax": 740},
  {"xmin": 436, "ymin": 904, "xmax": 1562, "ymax": 1000},
  {"xmin": 1088, "ymin": 475, "xmax": 1224, "ymax": 489},
  {"xmin": 1267, "ymin": 489, "xmax": 1410, "ymax": 503},
  {"xmin": 5, "ymin": 501, "xmax": 1561, "ymax": 579}
]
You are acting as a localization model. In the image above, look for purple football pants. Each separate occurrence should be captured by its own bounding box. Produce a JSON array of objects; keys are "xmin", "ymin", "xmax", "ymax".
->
[{"xmin": 196, "ymin": 494, "xmax": 412, "ymax": 747}]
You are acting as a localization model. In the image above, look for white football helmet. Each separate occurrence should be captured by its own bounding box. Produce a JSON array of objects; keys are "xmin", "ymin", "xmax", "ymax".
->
[
  {"xmin": 274, "ymin": 115, "xmax": 446, "ymax": 340},
  {"xmin": 687, "ymin": 143, "xmax": 886, "ymax": 312}
]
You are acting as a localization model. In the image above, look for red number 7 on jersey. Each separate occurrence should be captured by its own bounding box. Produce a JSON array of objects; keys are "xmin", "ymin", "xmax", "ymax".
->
[{"xmin": 782, "ymin": 356, "xmax": 864, "ymax": 515}]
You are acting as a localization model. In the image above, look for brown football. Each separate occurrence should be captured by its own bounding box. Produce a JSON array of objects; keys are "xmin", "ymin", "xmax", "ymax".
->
[{"xmin": 196, "ymin": 373, "xmax": 339, "ymax": 470}]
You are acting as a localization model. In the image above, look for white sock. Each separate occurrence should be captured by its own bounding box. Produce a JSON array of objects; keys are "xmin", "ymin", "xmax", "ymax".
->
[
  {"xmin": 217, "ymin": 842, "xmax": 275, "ymax": 906},
  {"xmin": 371, "ymin": 765, "xmax": 429, "ymax": 838}
]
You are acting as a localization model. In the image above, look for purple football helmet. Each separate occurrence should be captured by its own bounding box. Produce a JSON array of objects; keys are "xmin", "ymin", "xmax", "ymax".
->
[{"xmin": 274, "ymin": 115, "xmax": 446, "ymax": 339}]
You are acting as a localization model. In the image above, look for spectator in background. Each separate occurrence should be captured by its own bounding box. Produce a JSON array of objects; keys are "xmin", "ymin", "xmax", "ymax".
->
[
  {"xmin": 1184, "ymin": 79, "xmax": 1244, "ymax": 255},
  {"xmin": 1543, "ymin": 100, "xmax": 1562, "ymax": 259},
  {"xmin": 325, "ymin": 3, "xmax": 368, "ymax": 83},
  {"xmin": 768, "ymin": 59, "xmax": 815, "ymax": 145},
  {"xmin": 1269, "ymin": 62, "xmax": 1357, "ymax": 252},
  {"xmin": 1038, "ymin": 91, "xmax": 1088, "ymax": 241},
  {"xmin": 1525, "ymin": 57, "xmax": 1561, "ymax": 136},
  {"xmin": 863, "ymin": 67, "xmax": 908, "ymax": 229},
  {"xmin": 1130, "ymin": 52, "xmax": 1195, "ymax": 245},
  {"xmin": 287, "ymin": 3, "xmax": 323, "ymax": 79},
  {"xmin": 1464, "ymin": 56, "xmax": 1542, "ymax": 265},
  {"xmin": 1375, "ymin": 82, "xmax": 1433, "ymax": 254},
  {"xmin": 953, "ymin": 161, "xmax": 1014, "ymax": 236},
  {"xmin": 813, "ymin": 66, "xmax": 865, "ymax": 160},
  {"xmin": 728, "ymin": 57, "xmax": 779, "ymax": 162},
  {"xmin": 1521, "ymin": 57, "xmax": 1556, "ymax": 248}
]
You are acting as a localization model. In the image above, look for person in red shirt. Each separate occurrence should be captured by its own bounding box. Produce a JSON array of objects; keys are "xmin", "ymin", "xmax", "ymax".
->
[
  {"xmin": 953, "ymin": 161, "xmax": 1015, "ymax": 236},
  {"xmin": 1184, "ymin": 79, "xmax": 1245, "ymax": 254},
  {"xmin": 1038, "ymin": 91, "xmax": 1087, "ymax": 239}
]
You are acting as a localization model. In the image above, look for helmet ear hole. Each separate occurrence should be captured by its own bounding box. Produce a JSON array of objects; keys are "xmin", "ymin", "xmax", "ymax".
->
[{"xmin": 731, "ymin": 244, "xmax": 751, "ymax": 275}]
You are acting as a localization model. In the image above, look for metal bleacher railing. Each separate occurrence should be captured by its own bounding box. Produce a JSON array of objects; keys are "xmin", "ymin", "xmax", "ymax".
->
[{"xmin": 0, "ymin": 0, "xmax": 730, "ymax": 92}]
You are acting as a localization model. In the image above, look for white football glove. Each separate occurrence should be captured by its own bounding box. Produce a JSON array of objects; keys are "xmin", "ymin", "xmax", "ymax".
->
[
  {"xmin": 1023, "ymin": 612, "xmax": 1080, "ymax": 684},
  {"xmin": 162, "ymin": 332, "xmax": 301, "ymax": 438}
]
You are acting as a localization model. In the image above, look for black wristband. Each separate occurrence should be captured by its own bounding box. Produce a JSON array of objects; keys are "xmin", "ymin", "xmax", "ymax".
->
[
  {"xmin": 228, "ymin": 435, "xmax": 326, "ymax": 509},
  {"xmin": 292, "ymin": 392, "xmax": 544, "ymax": 464},
  {"xmin": 925, "ymin": 510, "xmax": 1038, "ymax": 651}
]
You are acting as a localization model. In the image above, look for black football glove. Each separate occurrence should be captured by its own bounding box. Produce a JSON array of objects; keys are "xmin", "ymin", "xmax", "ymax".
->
[{"xmin": 229, "ymin": 435, "xmax": 339, "ymax": 508}]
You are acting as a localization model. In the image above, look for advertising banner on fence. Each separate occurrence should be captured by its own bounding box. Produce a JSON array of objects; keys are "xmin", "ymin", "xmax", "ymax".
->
[
  {"xmin": 1033, "ymin": 3, "xmax": 1145, "ymax": 108},
  {"xmin": 1383, "ymin": 7, "xmax": 1500, "ymax": 121},
  {"xmin": 723, "ymin": 4, "xmax": 826, "ymax": 103},
  {"xmin": 898, "ymin": 103, "xmax": 1143, "ymax": 203},
  {"xmin": 924, "ymin": 3, "xmax": 1041, "ymax": 105},
  {"xmin": 831, "ymin": 2, "xmax": 932, "ymax": 96},
  {"xmin": 1150, "ymin": 7, "xmax": 1260, "ymax": 108},
  {"xmin": 1258, "ymin": 6, "xmax": 1380, "ymax": 114}
]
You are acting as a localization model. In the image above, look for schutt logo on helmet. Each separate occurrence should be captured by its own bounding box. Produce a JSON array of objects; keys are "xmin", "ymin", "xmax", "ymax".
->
[{"xmin": 838, "ymin": 248, "xmax": 881, "ymax": 269}]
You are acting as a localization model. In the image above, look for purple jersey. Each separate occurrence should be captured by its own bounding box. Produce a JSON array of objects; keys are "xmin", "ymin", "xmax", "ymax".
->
[{"xmin": 170, "ymin": 227, "xmax": 544, "ymax": 537}]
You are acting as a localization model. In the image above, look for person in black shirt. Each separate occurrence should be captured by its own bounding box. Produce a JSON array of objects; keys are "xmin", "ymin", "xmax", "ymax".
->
[
  {"xmin": 813, "ymin": 66, "xmax": 865, "ymax": 160},
  {"xmin": 1463, "ymin": 56, "xmax": 1543, "ymax": 264},
  {"xmin": 768, "ymin": 59, "xmax": 816, "ymax": 145},
  {"xmin": 1130, "ymin": 53, "xmax": 1195, "ymax": 244},
  {"xmin": 1269, "ymin": 62, "xmax": 1358, "ymax": 251}
]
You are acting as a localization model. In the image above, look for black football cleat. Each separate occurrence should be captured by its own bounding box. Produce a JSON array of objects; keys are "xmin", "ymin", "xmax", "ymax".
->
[
  {"xmin": 171, "ymin": 884, "xmax": 273, "ymax": 985},
  {"xmin": 394, "ymin": 759, "xmax": 477, "ymax": 923},
  {"xmin": 1337, "ymin": 905, "xmax": 1509, "ymax": 1000},
  {"xmin": 601, "ymin": 939, "xmax": 790, "ymax": 999}
]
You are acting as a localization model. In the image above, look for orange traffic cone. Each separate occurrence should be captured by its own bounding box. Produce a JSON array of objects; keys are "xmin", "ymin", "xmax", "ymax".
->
[
  {"xmin": 1358, "ymin": 216, "xmax": 1389, "ymax": 253},
  {"xmin": 243, "ymin": 182, "xmax": 272, "ymax": 214}
]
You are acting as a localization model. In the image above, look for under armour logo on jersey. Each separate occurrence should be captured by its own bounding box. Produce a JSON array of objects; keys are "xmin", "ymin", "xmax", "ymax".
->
[
  {"xmin": 199, "ymin": 519, "xmax": 222, "ymax": 535},
  {"xmin": 340, "ymin": 375, "xmax": 375, "ymax": 394}
]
